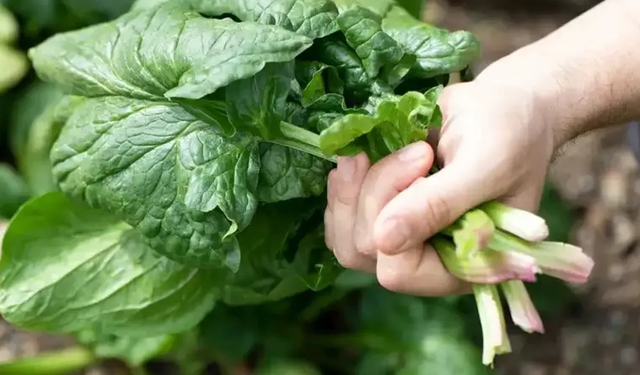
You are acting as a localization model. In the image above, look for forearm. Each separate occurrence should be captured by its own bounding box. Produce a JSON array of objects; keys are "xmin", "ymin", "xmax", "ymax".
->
[{"xmin": 478, "ymin": 0, "xmax": 640, "ymax": 149}]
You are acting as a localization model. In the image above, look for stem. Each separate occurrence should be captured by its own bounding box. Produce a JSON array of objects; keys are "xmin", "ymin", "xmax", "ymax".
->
[
  {"xmin": 276, "ymin": 122, "xmax": 337, "ymax": 163},
  {"xmin": 0, "ymin": 347, "xmax": 95, "ymax": 375}
]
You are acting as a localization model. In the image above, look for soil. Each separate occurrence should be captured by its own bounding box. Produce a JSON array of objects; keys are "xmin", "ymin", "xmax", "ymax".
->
[{"xmin": 2, "ymin": 1, "xmax": 638, "ymax": 374}]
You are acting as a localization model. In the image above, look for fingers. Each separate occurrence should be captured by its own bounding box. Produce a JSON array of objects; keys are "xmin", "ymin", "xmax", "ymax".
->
[
  {"xmin": 373, "ymin": 161, "xmax": 490, "ymax": 256},
  {"xmin": 325, "ymin": 153, "xmax": 376, "ymax": 273},
  {"xmin": 353, "ymin": 142, "xmax": 433, "ymax": 256},
  {"xmin": 376, "ymin": 243, "xmax": 470, "ymax": 296}
]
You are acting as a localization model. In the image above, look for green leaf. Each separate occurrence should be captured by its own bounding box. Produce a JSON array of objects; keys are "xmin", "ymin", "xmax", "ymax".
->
[
  {"xmin": 186, "ymin": 0, "xmax": 339, "ymax": 39},
  {"xmin": 319, "ymin": 88, "xmax": 441, "ymax": 160},
  {"xmin": 51, "ymin": 97, "xmax": 260, "ymax": 269},
  {"xmin": 381, "ymin": 6, "xmax": 480, "ymax": 78},
  {"xmin": 0, "ymin": 164, "xmax": 30, "ymax": 219},
  {"xmin": 29, "ymin": 3, "xmax": 312, "ymax": 100},
  {"xmin": 174, "ymin": 98, "xmax": 236, "ymax": 138},
  {"xmin": 335, "ymin": 6, "xmax": 410, "ymax": 79},
  {"xmin": 355, "ymin": 287, "xmax": 489, "ymax": 375},
  {"xmin": 258, "ymin": 144, "xmax": 331, "ymax": 203},
  {"xmin": 18, "ymin": 95, "xmax": 83, "ymax": 196},
  {"xmin": 226, "ymin": 62, "xmax": 294, "ymax": 140},
  {"xmin": 296, "ymin": 61, "xmax": 344, "ymax": 107},
  {"xmin": 0, "ymin": 192, "xmax": 222, "ymax": 336},
  {"xmin": 198, "ymin": 304, "xmax": 259, "ymax": 363},
  {"xmin": 223, "ymin": 201, "xmax": 340, "ymax": 305},
  {"xmin": 395, "ymin": 0, "xmax": 424, "ymax": 19},
  {"xmin": 77, "ymin": 331, "xmax": 175, "ymax": 366},
  {"xmin": 308, "ymin": 36, "xmax": 377, "ymax": 104},
  {"xmin": 0, "ymin": 5, "xmax": 19, "ymax": 43},
  {"xmin": 9, "ymin": 81, "xmax": 64, "ymax": 159}
]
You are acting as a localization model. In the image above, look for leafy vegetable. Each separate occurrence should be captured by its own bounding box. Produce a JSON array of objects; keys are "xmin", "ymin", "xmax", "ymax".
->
[{"xmin": 0, "ymin": 0, "xmax": 590, "ymax": 373}]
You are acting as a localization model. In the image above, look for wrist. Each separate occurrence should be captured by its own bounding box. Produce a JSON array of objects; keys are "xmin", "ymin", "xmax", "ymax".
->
[{"xmin": 475, "ymin": 48, "xmax": 569, "ymax": 152}]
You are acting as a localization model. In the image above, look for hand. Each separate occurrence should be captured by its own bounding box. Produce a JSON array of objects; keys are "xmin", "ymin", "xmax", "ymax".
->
[{"xmin": 324, "ymin": 79, "xmax": 556, "ymax": 296}]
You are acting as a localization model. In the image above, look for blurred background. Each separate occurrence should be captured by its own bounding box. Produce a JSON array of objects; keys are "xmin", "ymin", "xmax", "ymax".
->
[{"xmin": 3, "ymin": 0, "xmax": 639, "ymax": 374}]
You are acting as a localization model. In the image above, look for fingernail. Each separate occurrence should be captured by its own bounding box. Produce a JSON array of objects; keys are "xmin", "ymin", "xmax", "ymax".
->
[
  {"xmin": 337, "ymin": 156, "xmax": 357, "ymax": 182},
  {"xmin": 378, "ymin": 218, "xmax": 410, "ymax": 253},
  {"xmin": 398, "ymin": 142, "xmax": 428, "ymax": 162}
]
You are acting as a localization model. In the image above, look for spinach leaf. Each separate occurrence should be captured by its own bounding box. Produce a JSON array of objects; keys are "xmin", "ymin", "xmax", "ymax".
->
[
  {"xmin": 17, "ymin": 94, "xmax": 83, "ymax": 196},
  {"xmin": 336, "ymin": 6, "xmax": 415, "ymax": 86},
  {"xmin": 187, "ymin": 0, "xmax": 339, "ymax": 39},
  {"xmin": 226, "ymin": 62, "xmax": 294, "ymax": 140},
  {"xmin": 0, "ymin": 192, "xmax": 222, "ymax": 336},
  {"xmin": 223, "ymin": 201, "xmax": 339, "ymax": 305},
  {"xmin": 381, "ymin": 6, "xmax": 480, "ymax": 78},
  {"xmin": 29, "ymin": 3, "xmax": 312, "ymax": 100},
  {"xmin": 51, "ymin": 97, "xmax": 259, "ymax": 269},
  {"xmin": 0, "ymin": 164, "xmax": 30, "ymax": 219},
  {"xmin": 258, "ymin": 144, "xmax": 331, "ymax": 203},
  {"xmin": 319, "ymin": 87, "xmax": 442, "ymax": 161}
]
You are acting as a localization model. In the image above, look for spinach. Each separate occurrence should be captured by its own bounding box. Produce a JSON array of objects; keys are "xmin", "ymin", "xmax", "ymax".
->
[{"xmin": 0, "ymin": 0, "xmax": 501, "ymax": 373}]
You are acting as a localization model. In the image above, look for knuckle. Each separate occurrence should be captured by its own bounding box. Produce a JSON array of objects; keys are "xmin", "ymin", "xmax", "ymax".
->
[
  {"xmin": 376, "ymin": 267, "xmax": 406, "ymax": 293},
  {"xmin": 334, "ymin": 251, "xmax": 362, "ymax": 270},
  {"xmin": 354, "ymin": 226, "xmax": 375, "ymax": 256}
]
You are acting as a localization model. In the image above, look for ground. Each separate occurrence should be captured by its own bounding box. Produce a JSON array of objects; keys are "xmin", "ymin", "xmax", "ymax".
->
[{"xmin": 2, "ymin": 1, "xmax": 639, "ymax": 374}]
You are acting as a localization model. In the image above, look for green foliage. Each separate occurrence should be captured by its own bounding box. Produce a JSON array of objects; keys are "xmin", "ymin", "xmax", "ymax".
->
[{"xmin": 0, "ymin": 0, "xmax": 577, "ymax": 374}]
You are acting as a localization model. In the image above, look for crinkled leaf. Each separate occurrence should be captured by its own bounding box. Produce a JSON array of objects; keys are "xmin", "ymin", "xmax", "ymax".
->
[
  {"xmin": 0, "ymin": 164, "xmax": 30, "ymax": 219},
  {"xmin": 29, "ymin": 3, "xmax": 312, "ymax": 100},
  {"xmin": 382, "ymin": 6, "xmax": 480, "ymax": 78},
  {"xmin": 51, "ymin": 97, "xmax": 260, "ymax": 269},
  {"xmin": 174, "ymin": 98, "xmax": 235, "ymax": 138},
  {"xmin": 223, "ymin": 201, "xmax": 339, "ymax": 305},
  {"xmin": 226, "ymin": 62, "xmax": 294, "ymax": 140},
  {"xmin": 319, "ymin": 88, "xmax": 442, "ymax": 160},
  {"xmin": 0, "ymin": 192, "xmax": 222, "ymax": 336},
  {"xmin": 187, "ymin": 0, "xmax": 339, "ymax": 39},
  {"xmin": 258, "ymin": 144, "xmax": 331, "ymax": 203},
  {"xmin": 307, "ymin": 36, "xmax": 376, "ymax": 104},
  {"xmin": 331, "ymin": 0, "xmax": 394, "ymax": 16},
  {"xmin": 336, "ymin": 6, "xmax": 412, "ymax": 81},
  {"xmin": 296, "ymin": 61, "xmax": 344, "ymax": 107}
]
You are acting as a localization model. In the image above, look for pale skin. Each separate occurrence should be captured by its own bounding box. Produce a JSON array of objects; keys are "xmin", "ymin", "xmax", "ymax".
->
[{"xmin": 324, "ymin": 0, "xmax": 640, "ymax": 296}]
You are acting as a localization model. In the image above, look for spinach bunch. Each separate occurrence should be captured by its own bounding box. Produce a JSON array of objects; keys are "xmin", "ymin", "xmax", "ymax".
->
[{"xmin": 0, "ymin": 0, "xmax": 479, "ymax": 346}]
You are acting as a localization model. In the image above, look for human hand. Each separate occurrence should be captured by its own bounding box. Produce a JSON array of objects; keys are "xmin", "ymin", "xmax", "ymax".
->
[{"xmin": 324, "ymin": 78, "xmax": 556, "ymax": 296}]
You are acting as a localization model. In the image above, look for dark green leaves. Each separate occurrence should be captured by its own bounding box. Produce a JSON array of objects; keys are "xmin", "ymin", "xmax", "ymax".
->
[
  {"xmin": 354, "ymin": 287, "xmax": 490, "ymax": 375},
  {"xmin": 29, "ymin": 3, "xmax": 312, "ymax": 100},
  {"xmin": 319, "ymin": 87, "xmax": 442, "ymax": 161},
  {"xmin": 187, "ymin": 0, "xmax": 339, "ymax": 39},
  {"xmin": 51, "ymin": 97, "xmax": 258, "ymax": 269},
  {"xmin": 336, "ymin": 7, "xmax": 407, "ymax": 79},
  {"xmin": 0, "ymin": 192, "xmax": 221, "ymax": 336},
  {"xmin": 227, "ymin": 62, "xmax": 294, "ymax": 140},
  {"xmin": 258, "ymin": 144, "xmax": 331, "ymax": 203},
  {"xmin": 382, "ymin": 6, "xmax": 480, "ymax": 78}
]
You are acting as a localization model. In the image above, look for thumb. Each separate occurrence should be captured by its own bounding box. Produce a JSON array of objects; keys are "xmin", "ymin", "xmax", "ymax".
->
[{"xmin": 373, "ymin": 161, "xmax": 494, "ymax": 255}]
